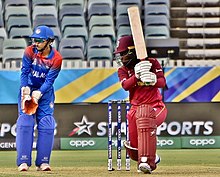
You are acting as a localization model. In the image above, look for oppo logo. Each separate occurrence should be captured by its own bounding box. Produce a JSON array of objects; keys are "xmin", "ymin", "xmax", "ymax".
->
[
  {"xmin": 69, "ymin": 140, "xmax": 95, "ymax": 147},
  {"xmin": 189, "ymin": 139, "xmax": 215, "ymax": 146},
  {"xmin": 157, "ymin": 139, "xmax": 174, "ymax": 147}
]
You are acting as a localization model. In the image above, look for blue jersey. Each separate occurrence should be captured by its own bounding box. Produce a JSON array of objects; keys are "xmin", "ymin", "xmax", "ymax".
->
[{"xmin": 20, "ymin": 45, "xmax": 62, "ymax": 94}]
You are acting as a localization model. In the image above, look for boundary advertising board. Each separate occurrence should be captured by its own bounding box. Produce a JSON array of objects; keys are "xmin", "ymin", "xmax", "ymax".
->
[{"xmin": 0, "ymin": 103, "xmax": 219, "ymax": 150}]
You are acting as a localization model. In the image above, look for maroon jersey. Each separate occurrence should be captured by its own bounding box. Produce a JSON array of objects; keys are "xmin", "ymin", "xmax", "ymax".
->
[{"xmin": 118, "ymin": 58, "xmax": 166, "ymax": 106}]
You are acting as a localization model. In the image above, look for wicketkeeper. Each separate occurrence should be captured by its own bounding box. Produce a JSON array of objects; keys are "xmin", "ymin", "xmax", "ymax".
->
[
  {"xmin": 16, "ymin": 26, "xmax": 62, "ymax": 172},
  {"xmin": 114, "ymin": 35, "xmax": 167, "ymax": 174}
]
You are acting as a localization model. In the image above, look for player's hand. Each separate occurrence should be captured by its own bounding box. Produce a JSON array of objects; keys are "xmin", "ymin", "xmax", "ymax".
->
[
  {"xmin": 21, "ymin": 89, "xmax": 42, "ymax": 115},
  {"xmin": 140, "ymin": 71, "xmax": 157, "ymax": 86},
  {"xmin": 134, "ymin": 61, "xmax": 152, "ymax": 79},
  {"xmin": 21, "ymin": 86, "xmax": 31, "ymax": 113},
  {"xmin": 31, "ymin": 90, "xmax": 42, "ymax": 104},
  {"xmin": 22, "ymin": 90, "xmax": 42, "ymax": 115},
  {"xmin": 23, "ymin": 98, "xmax": 38, "ymax": 115}
]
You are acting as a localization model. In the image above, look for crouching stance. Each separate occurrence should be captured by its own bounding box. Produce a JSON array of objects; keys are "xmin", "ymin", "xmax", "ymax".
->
[
  {"xmin": 114, "ymin": 35, "xmax": 167, "ymax": 173},
  {"xmin": 136, "ymin": 104, "xmax": 157, "ymax": 173},
  {"xmin": 16, "ymin": 25, "xmax": 62, "ymax": 172}
]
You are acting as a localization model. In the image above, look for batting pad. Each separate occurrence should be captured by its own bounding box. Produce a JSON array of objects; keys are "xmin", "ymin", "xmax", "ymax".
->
[{"xmin": 136, "ymin": 104, "xmax": 157, "ymax": 171}]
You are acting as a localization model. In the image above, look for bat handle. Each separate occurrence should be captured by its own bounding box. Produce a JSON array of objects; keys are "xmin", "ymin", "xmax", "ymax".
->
[{"xmin": 139, "ymin": 57, "xmax": 147, "ymax": 61}]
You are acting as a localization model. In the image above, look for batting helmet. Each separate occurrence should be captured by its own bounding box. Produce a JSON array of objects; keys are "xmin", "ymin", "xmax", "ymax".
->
[
  {"xmin": 30, "ymin": 25, "xmax": 54, "ymax": 40},
  {"xmin": 114, "ymin": 35, "xmax": 139, "ymax": 68},
  {"xmin": 114, "ymin": 35, "xmax": 134, "ymax": 54}
]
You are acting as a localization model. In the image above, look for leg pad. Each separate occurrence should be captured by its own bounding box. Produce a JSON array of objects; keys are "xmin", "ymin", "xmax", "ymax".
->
[
  {"xmin": 16, "ymin": 114, "xmax": 35, "ymax": 166},
  {"xmin": 136, "ymin": 104, "xmax": 157, "ymax": 170},
  {"xmin": 35, "ymin": 116, "xmax": 56, "ymax": 166}
]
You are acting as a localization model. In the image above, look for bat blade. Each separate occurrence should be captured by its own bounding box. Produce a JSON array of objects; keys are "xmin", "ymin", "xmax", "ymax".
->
[{"xmin": 127, "ymin": 6, "xmax": 147, "ymax": 60}]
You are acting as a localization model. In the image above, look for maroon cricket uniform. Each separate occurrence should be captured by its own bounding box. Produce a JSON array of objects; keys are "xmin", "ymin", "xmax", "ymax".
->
[{"xmin": 118, "ymin": 58, "xmax": 167, "ymax": 149}]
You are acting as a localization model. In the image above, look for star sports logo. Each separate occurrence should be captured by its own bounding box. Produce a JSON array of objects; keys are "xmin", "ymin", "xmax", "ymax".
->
[{"xmin": 68, "ymin": 115, "xmax": 95, "ymax": 136}]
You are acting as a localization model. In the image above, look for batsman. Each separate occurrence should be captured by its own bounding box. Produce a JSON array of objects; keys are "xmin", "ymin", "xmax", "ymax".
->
[
  {"xmin": 16, "ymin": 26, "xmax": 62, "ymax": 172},
  {"xmin": 114, "ymin": 35, "xmax": 167, "ymax": 174}
]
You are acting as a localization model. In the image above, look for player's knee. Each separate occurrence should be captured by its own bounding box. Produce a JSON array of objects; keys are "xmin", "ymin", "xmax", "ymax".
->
[
  {"xmin": 156, "ymin": 107, "xmax": 167, "ymax": 127},
  {"xmin": 16, "ymin": 114, "xmax": 35, "ymax": 127},
  {"xmin": 124, "ymin": 141, "xmax": 138, "ymax": 161},
  {"xmin": 38, "ymin": 115, "xmax": 56, "ymax": 130}
]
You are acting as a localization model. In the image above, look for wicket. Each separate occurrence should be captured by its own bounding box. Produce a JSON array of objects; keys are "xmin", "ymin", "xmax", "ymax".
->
[{"xmin": 107, "ymin": 100, "xmax": 130, "ymax": 171}]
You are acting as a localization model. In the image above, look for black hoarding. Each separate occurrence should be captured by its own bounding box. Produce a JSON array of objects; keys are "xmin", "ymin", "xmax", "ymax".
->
[{"xmin": 0, "ymin": 103, "xmax": 220, "ymax": 140}]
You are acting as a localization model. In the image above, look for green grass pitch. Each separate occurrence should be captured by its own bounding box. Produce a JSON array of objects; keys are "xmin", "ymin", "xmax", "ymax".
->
[{"xmin": 0, "ymin": 149, "xmax": 220, "ymax": 177}]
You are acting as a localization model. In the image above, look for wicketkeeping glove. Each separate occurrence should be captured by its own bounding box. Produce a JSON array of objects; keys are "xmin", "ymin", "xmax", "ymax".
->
[
  {"xmin": 25, "ymin": 90, "xmax": 42, "ymax": 115},
  {"xmin": 21, "ymin": 86, "xmax": 32, "ymax": 114},
  {"xmin": 140, "ymin": 71, "xmax": 157, "ymax": 86},
  {"xmin": 21, "ymin": 89, "xmax": 42, "ymax": 115},
  {"xmin": 23, "ymin": 98, "xmax": 38, "ymax": 115},
  {"xmin": 134, "ymin": 61, "xmax": 152, "ymax": 79}
]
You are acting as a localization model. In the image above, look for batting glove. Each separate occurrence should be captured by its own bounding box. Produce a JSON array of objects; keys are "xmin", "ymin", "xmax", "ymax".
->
[
  {"xmin": 134, "ymin": 61, "xmax": 152, "ymax": 79},
  {"xmin": 140, "ymin": 71, "xmax": 157, "ymax": 86}
]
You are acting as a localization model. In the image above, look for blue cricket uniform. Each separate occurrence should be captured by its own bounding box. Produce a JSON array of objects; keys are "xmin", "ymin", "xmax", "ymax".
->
[
  {"xmin": 18, "ymin": 45, "xmax": 62, "ymax": 118},
  {"xmin": 16, "ymin": 44, "xmax": 62, "ymax": 167}
]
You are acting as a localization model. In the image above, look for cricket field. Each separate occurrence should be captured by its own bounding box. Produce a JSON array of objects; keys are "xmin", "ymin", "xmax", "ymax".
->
[{"xmin": 0, "ymin": 149, "xmax": 220, "ymax": 177}]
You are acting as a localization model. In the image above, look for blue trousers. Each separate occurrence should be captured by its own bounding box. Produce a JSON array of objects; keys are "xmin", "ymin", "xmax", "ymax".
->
[{"xmin": 16, "ymin": 88, "xmax": 56, "ymax": 167}]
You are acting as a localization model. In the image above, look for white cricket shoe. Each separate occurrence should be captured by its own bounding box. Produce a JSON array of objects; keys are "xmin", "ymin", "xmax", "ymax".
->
[
  {"xmin": 36, "ymin": 163, "xmax": 51, "ymax": 171},
  {"xmin": 137, "ymin": 155, "xmax": 161, "ymax": 173},
  {"xmin": 155, "ymin": 154, "xmax": 161, "ymax": 165},
  {"xmin": 138, "ymin": 157, "xmax": 152, "ymax": 174},
  {"xmin": 138, "ymin": 162, "xmax": 152, "ymax": 174},
  {"xmin": 18, "ymin": 163, "xmax": 29, "ymax": 172}
]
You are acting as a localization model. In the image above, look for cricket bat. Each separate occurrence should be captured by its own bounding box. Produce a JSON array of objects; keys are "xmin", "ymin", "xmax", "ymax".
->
[{"xmin": 127, "ymin": 6, "xmax": 147, "ymax": 60}]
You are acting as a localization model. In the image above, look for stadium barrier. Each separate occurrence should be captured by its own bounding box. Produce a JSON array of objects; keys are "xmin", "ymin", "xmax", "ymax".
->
[{"xmin": 0, "ymin": 102, "xmax": 220, "ymax": 150}]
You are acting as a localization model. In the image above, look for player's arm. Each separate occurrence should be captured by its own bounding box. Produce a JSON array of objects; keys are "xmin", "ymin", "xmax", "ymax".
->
[
  {"xmin": 151, "ymin": 59, "xmax": 166, "ymax": 88},
  {"xmin": 154, "ymin": 73, "xmax": 166, "ymax": 88},
  {"xmin": 38, "ymin": 56, "xmax": 62, "ymax": 94},
  {"xmin": 20, "ymin": 47, "xmax": 33, "ymax": 87},
  {"xmin": 118, "ymin": 67, "xmax": 138, "ymax": 91},
  {"xmin": 21, "ymin": 59, "xmax": 63, "ymax": 115},
  {"xmin": 23, "ymin": 56, "xmax": 62, "ymax": 115},
  {"xmin": 20, "ymin": 47, "xmax": 39, "ymax": 115}
]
